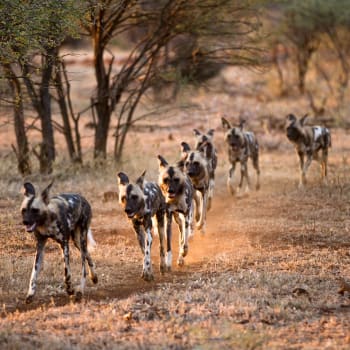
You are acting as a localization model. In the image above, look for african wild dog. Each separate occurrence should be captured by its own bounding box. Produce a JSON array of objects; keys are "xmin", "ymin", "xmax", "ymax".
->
[
  {"xmin": 117, "ymin": 170, "xmax": 167, "ymax": 280},
  {"xmin": 158, "ymin": 155, "xmax": 195, "ymax": 267},
  {"xmin": 193, "ymin": 129, "xmax": 217, "ymax": 210},
  {"xmin": 221, "ymin": 117, "xmax": 260, "ymax": 195},
  {"xmin": 20, "ymin": 182, "xmax": 98, "ymax": 303},
  {"xmin": 285, "ymin": 113, "xmax": 331, "ymax": 187},
  {"xmin": 180, "ymin": 141, "xmax": 210, "ymax": 234}
]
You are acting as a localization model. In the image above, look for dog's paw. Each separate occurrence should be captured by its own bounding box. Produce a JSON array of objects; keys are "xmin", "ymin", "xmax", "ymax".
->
[
  {"xmin": 196, "ymin": 221, "xmax": 203, "ymax": 230},
  {"xmin": 160, "ymin": 261, "xmax": 167, "ymax": 274},
  {"xmin": 74, "ymin": 291, "xmax": 83, "ymax": 303},
  {"xmin": 91, "ymin": 274, "xmax": 98, "ymax": 284},
  {"xmin": 181, "ymin": 244, "xmax": 188, "ymax": 257},
  {"xmin": 207, "ymin": 199, "xmax": 212, "ymax": 211},
  {"xmin": 141, "ymin": 270, "xmax": 154, "ymax": 282},
  {"xmin": 177, "ymin": 256, "xmax": 185, "ymax": 266},
  {"xmin": 25, "ymin": 295, "xmax": 34, "ymax": 304},
  {"xmin": 228, "ymin": 185, "xmax": 236, "ymax": 196},
  {"xmin": 66, "ymin": 287, "xmax": 75, "ymax": 296}
]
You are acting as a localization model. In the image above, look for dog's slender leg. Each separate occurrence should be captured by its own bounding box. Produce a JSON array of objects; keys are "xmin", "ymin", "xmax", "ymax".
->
[
  {"xmin": 76, "ymin": 250, "xmax": 87, "ymax": 301},
  {"xmin": 156, "ymin": 210, "xmax": 166, "ymax": 274},
  {"xmin": 207, "ymin": 177, "xmax": 214, "ymax": 211},
  {"xmin": 86, "ymin": 253, "xmax": 98, "ymax": 284},
  {"xmin": 244, "ymin": 161, "xmax": 251, "ymax": 192},
  {"xmin": 132, "ymin": 220, "xmax": 145, "ymax": 254},
  {"xmin": 239, "ymin": 161, "xmax": 248, "ymax": 193},
  {"xmin": 165, "ymin": 210, "xmax": 173, "ymax": 271},
  {"xmin": 196, "ymin": 189, "xmax": 207, "ymax": 234},
  {"xmin": 75, "ymin": 228, "xmax": 90, "ymax": 301},
  {"xmin": 141, "ymin": 217, "xmax": 154, "ymax": 281},
  {"xmin": 297, "ymin": 151, "xmax": 306, "ymax": 187},
  {"xmin": 175, "ymin": 212, "xmax": 189, "ymax": 266},
  {"xmin": 132, "ymin": 219, "xmax": 149, "ymax": 279},
  {"xmin": 194, "ymin": 190, "xmax": 201, "ymax": 225},
  {"xmin": 301, "ymin": 152, "xmax": 313, "ymax": 187},
  {"xmin": 61, "ymin": 241, "xmax": 75, "ymax": 296},
  {"xmin": 188, "ymin": 200, "xmax": 194, "ymax": 238},
  {"xmin": 26, "ymin": 237, "xmax": 47, "ymax": 303},
  {"xmin": 321, "ymin": 148, "xmax": 328, "ymax": 184},
  {"xmin": 86, "ymin": 229, "xmax": 98, "ymax": 284},
  {"xmin": 227, "ymin": 163, "xmax": 236, "ymax": 195},
  {"xmin": 253, "ymin": 153, "xmax": 261, "ymax": 190}
]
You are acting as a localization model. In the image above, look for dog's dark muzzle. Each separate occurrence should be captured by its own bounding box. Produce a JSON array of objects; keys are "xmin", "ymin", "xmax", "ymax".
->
[
  {"xmin": 286, "ymin": 127, "xmax": 300, "ymax": 142},
  {"xmin": 125, "ymin": 208, "xmax": 136, "ymax": 218},
  {"xmin": 187, "ymin": 165, "xmax": 200, "ymax": 178},
  {"xmin": 23, "ymin": 220, "xmax": 37, "ymax": 232},
  {"xmin": 229, "ymin": 141, "xmax": 242, "ymax": 151}
]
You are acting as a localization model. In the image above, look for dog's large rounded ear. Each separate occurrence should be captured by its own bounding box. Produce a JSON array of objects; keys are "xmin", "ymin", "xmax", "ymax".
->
[
  {"xmin": 23, "ymin": 182, "xmax": 35, "ymax": 197},
  {"xmin": 238, "ymin": 119, "xmax": 246, "ymax": 131},
  {"xmin": 286, "ymin": 114, "xmax": 297, "ymax": 123},
  {"xmin": 207, "ymin": 129, "xmax": 215, "ymax": 137},
  {"xmin": 180, "ymin": 141, "xmax": 191, "ymax": 160},
  {"xmin": 117, "ymin": 172, "xmax": 129, "ymax": 186},
  {"xmin": 300, "ymin": 113, "xmax": 309, "ymax": 126},
  {"xmin": 41, "ymin": 181, "xmax": 54, "ymax": 205},
  {"xmin": 203, "ymin": 141, "xmax": 214, "ymax": 159},
  {"xmin": 157, "ymin": 155, "xmax": 168, "ymax": 169},
  {"xmin": 197, "ymin": 136, "xmax": 208, "ymax": 154},
  {"xmin": 193, "ymin": 129, "xmax": 201, "ymax": 136},
  {"xmin": 136, "ymin": 170, "xmax": 146, "ymax": 189},
  {"xmin": 176, "ymin": 159, "xmax": 185, "ymax": 171},
  {"xmin": 221, "ymin": 117, "xmax": 231, "ymax": 130}
]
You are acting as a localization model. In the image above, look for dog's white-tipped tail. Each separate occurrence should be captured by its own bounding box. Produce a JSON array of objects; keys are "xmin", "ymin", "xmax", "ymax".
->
[{"xmin": 87, "ymin": 228, "xmax": 97, "ymax": 251}]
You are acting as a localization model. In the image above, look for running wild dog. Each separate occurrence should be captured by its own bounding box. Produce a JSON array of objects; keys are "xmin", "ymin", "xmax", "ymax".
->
[
  {"xmin": 221, "ymin": 117, "xmax": 260, "ymax": 195},
  {"xmin": 20, "ymin": 182, "xmax": 98, "ymax": 303},
  {"xmin": 285, "ymin": 113, "xmax": 331, "ymax": 186},
  {"xmin": 193, "ymin": 129, "xmax": 217, "ymax": 210},
  {"xmin": 180, "ymin": 141, "xmax": 210, "ymax": 234},
  {"xmin": 117, "ymin": 171, "xmax": 167, "ymax": 279},
  {"xmin": 158, "ymin": 155, "xmax": 195, "ymax": 267}
]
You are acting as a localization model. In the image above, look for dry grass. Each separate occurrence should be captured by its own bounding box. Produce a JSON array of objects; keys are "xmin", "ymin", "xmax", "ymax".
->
[{"xmin": 1, "ymin": 60, "xmax": 350, "ymax": 349}]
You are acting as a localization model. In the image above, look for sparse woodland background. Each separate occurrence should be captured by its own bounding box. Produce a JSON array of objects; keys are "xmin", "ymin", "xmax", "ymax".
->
[
  {"xmin": 2, "ymin": 0, "xmax": 350, "ymax": 174},
  {"xmin": 2, "ymin": 1, "xmax": 350, "ymax": 349}
]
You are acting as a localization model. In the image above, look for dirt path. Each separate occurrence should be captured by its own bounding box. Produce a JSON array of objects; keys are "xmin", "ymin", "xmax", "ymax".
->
[
  {"xmin": 2, "ymin": 147, "xmax": 344, "ymax": 316},
  {"xmin": 3, "ymin": 169, "xmax": 257, "ymax": 314}
]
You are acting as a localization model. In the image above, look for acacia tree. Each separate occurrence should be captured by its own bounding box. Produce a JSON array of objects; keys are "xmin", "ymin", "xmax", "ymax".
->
[
  {"xmin": 84, "ymin": 0, "xmax": 264, "ymax": 161},
  {"xmin": 282, "ymin": 3, "xmax": 320, "ymax": 94},
  {"xmin": 272, "ymin": 0, "xmax": 350, "ymax": 100},
  {"xmin": 0, "ymin": 1, "xmax": 31, "ymax": 175},
  {"xmin": 0, "ymin": 0, "xmax": 84, "ymax": 174},
  {"xmin": 311, "ymin": 1, "xmax": 350, "ymax": 105}
]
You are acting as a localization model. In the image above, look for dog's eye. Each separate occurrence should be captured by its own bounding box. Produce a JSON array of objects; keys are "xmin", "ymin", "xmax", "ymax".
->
[
  {"xmin": 121, "ymin": 196, "xmax": 126, "ymax": 203},
  {"xmin": 163, "ymin": 178, "xmax": 169, "ymax": 184},
  {"xmin": 31, "ymin": 208, "xmax": 40, "ymax": 214},
  {"xmin": 193, "ymin": 161, "xmax": 199, "ymax": 167},
  {"xmin": 21, "ymin": 208, "xmax": 26, "ymax": 214},
  {"xmin": 174, "ymin": 178, "xmax": 180, "ymax": 184},
  {"xmin": 131, "ymin": 195, "xmax": 138, "ymax": 201}
]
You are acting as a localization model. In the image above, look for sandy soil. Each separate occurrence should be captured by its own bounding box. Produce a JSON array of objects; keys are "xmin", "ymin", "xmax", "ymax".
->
[{"xmin": 1, "ymin": 60, "xmax": 350, "ymax": 349}]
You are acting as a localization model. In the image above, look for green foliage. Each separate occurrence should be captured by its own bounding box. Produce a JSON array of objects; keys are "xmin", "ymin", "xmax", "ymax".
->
[
  {"xmin": 0, "ymin": 0, "xmax": 84, "ymax": 66},
  {"xmin": 276, "ymin": 0, "xmax": 350, "ymax": 35}
]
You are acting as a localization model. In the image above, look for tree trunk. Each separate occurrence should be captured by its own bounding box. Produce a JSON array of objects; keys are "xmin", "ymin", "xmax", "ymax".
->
[
  {"xmin": 4, "ymin": 64, "xmax": 31, "ymax": 175},
  {"xmin": 53, "ymin": 59, "xmax": 81, "ymax": 162},
  {"xmin": 22, "ymin": 48, "xmax": 57, "ymax": 174},
  {"xmin": 92, "ymin": 19, "xmax": 112, "ymax": 159},
  {"xmin": 39, "ymin": 47, "xmax": 56, "ymax": 173}
]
